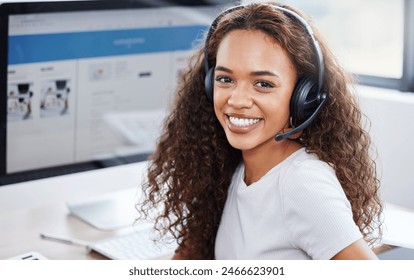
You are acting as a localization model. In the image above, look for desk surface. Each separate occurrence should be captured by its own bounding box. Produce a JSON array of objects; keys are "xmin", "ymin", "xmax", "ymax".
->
[
  {"xmin": 0, "ymin": 201, "xmax": 159, "ymax": 260},
  {"xmin": 1, "ymin": 186, "xmax": 414, "ymax": 259}
]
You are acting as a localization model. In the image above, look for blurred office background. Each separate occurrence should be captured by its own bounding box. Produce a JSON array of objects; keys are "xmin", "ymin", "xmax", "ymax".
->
[{"xmin": 243, "ymin": 0, "xmax": 407, "ymax": 87}]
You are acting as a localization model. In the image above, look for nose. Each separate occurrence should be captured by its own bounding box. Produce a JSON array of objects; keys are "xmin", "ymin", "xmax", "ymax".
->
[{"xmin": 227, "ymin": 86, "xmax": 253, "ymax": 109}]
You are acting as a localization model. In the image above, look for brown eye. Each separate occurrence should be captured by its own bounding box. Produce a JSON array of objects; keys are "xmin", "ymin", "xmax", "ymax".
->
[
  {"xmin": 255, "ymin": 81, "xmax": 274, "ymax": 88},
  {"xmin": 215, "ymin": 76, "xmax": 233, "ymax": 84}
]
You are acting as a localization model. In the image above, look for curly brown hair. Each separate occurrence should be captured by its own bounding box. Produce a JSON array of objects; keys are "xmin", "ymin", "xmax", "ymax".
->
[{"xmin": 139, "ymin": 2, "xmax": 383, "ymax": 259}]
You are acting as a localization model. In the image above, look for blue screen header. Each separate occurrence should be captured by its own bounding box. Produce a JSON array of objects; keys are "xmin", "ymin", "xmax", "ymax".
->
[{"xmin": 9, "ymin": 25, "xmax": 207, "ymax": 65}]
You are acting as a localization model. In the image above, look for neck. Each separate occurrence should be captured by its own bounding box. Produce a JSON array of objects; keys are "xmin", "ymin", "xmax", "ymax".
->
[{"xmin": 242, "ymin": 139, "xmax": 302, "ymax": 186}]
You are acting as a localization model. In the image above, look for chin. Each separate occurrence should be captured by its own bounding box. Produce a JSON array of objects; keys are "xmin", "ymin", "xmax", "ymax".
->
[
  {"xmin": 225, "ymin": 132, "xmax": 279, "ymax": 152},
  {"xmin": 225, "ymin": 135, "xmax": 262, "ymax": 151}
]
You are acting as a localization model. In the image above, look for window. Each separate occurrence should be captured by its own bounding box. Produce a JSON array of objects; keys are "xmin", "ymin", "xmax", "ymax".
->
[{"xmin": 242, "ymin": 0, "xmax": 414, "ymax": 92}]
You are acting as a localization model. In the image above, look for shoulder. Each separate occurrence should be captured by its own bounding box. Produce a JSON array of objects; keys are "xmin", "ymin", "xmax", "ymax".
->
[
  {"xmin": 279, "ymin": 150, "xmax": 362, "ymax": 259},
  {"xmin": 281, "ymin": 149, "xmax": 339, "ymax": 190},
  {"xmin": 280, "ymin": 150, "xmax": 349, "ymax": 211},
  {"xmin": 280, "ymin": 154, "xmax": 348, "ymax": 211}
]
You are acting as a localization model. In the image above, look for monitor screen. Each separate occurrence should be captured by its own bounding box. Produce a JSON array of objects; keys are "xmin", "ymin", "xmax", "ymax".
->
[{"xmin": 0, "ymin": 1, "xmax": 215, "ymax": 185}]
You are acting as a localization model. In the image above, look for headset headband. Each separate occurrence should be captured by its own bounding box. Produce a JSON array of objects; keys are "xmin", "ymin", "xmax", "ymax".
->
[{"xmin": 204, "ymin": 4, "xmax": 324, "ymax": 93}]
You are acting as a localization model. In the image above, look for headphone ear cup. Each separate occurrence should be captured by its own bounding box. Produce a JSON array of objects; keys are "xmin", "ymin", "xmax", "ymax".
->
[
  {"xmin": 204, "ymin": 67, "xmax": 215, "ymax": 102},
  {"xmin": 290, "ymin": 77, "xmax": 318, "ymax": 126}
]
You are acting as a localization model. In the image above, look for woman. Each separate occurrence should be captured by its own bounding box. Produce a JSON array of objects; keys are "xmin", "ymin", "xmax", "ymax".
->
[{"xmin": 140, "ymin": 2, "xmax": 382, "ymax": 260}]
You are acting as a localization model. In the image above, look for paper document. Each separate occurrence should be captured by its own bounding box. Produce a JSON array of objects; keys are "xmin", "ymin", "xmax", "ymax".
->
[{"xmin": 381, "ymin": 203, "xmax": 414, "ymax": 249}]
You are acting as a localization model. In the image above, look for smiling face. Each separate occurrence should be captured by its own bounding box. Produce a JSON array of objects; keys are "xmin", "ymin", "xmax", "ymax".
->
[{"xmin": 213, "ymin": 29, "xmax": 297, "ymax": 152}]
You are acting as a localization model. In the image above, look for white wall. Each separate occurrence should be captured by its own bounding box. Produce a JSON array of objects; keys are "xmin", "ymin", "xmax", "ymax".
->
[{"xmin": 358, "ymin": 86, "xmax": 414, "ymax": 210}]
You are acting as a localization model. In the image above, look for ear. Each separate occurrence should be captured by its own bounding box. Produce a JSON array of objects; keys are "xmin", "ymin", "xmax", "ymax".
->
[{"xmin": 286, "ymin": 117, "xmax": 302, "ymax": 140}]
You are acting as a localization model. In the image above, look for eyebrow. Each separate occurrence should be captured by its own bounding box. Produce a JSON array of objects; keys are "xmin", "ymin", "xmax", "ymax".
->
[{"xmin": 215, "ymin": 66, "xmax": 279, "ymax": 78}]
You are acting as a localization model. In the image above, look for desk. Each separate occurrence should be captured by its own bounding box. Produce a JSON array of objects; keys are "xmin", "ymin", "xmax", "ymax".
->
[
  {"xmin": 2, "ymin": 199, "xmax": 414, "ymax": 260},
  {"xmin": 0, "ymin": 201, "xmax": 162, "ymax": 260}
]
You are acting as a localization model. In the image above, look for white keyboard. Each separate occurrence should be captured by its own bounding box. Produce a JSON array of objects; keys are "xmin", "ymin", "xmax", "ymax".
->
[{"xmin": 88, "ymin": 230, "xmax": 176, "ymax": 260}]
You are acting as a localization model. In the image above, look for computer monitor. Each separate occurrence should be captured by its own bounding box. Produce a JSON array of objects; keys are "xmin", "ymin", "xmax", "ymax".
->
[{"xmin": 0, "ymin": 0, "xmax": 217, "ymax": 186}]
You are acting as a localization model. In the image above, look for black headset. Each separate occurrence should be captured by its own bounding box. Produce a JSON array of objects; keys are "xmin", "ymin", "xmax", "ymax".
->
[{"xmin": 203, "ymin": 4, "xmax": 328, "ymax": 141}]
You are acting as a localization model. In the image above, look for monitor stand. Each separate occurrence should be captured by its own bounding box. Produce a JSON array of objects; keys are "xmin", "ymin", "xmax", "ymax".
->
[{"xmin": 67, "ymin": 187, "xmax": 142, "ymax": 230}]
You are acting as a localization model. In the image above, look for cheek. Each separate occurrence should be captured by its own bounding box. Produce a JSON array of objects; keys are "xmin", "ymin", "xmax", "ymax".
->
[{"xmin": 262, "ymin": 97, "xmax": 291, "ymax": 126}]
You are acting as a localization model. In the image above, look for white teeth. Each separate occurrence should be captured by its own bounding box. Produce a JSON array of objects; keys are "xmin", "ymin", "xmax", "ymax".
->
[{"xmin": 229, "ymin": 116, "xmax": 261, "ymax": 127}]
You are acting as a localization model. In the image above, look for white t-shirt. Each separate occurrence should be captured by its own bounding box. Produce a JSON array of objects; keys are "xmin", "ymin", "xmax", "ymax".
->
[{"xmin": 215, "ymin": 148, "xmax": 362, "ymax": 260}]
